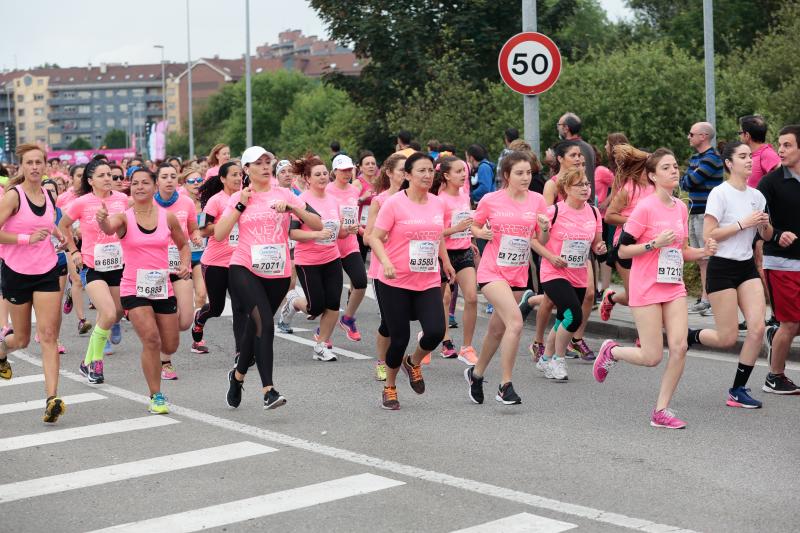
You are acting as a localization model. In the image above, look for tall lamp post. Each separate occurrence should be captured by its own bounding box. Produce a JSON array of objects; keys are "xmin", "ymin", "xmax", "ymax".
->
[
  {"xmin": 154, "ymin": 45, "xmax": 166, "ymax": 124},
  {"xmin": 186, "ymin": 0, "xmax": 195, "ymax": 158}
]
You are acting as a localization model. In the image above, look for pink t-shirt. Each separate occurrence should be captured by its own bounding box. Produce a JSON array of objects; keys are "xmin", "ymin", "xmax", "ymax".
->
[
  {"xmin": 625, "ymin": 194, "xmax": 689, "ymax": 307},
  {"xmin": 374, "ymin": 191, "xmax": 445, "ymax": 291},
  {"xmin": 205, "ymin": 165, "xmax": 221, "ymax": 180},
  {"xmin": 293, "ymin": 191, "xmax": 341, "ymax": 266},
  {"xmin": 65, "ymin": 190, "xmax": 129, "ymax": 269},
  {"xmin": 163, "ymin": 194, "xmax": 196, "ymax": 240},
  {"xmin": 367, "ymin": 190, "xmax": 394, "ymax": 279},
  {"xmin": 594, "ymin": 165, "xmax": 614, "ymax": 213},
  {"xmin": 613, "ymin": 181, "xmax": 655, "ymax": 243},
  {"xmin": 200, "ymin": 191, "xmax": 235, "ymax": 268},
  {"xmin": 119, "ymin": 207, "xmax": 174, "ymax": 299},
  {"xmin": 474, "ymin": 189, "xmax": 547, "ymax": 288},
  {"xmin": 440, "ymin": 188, "xmax": 472, "ymax": 251},
  {"xmin": 747, "ymin": 144, "xmax": 781, "ymax": 188},
  {"xmin": 325, "ymin": 181, "xmax": 360, "ymax": 258},
  {"xmin": 223, "ymin": 187, "xmax": 305, "ymax": 278},
  {"xmin": 540, "ymin": 201, "xmax": 601, "ymax": 288},
  {"xmin": 56, "ymin": 188, "xmax": 78, "ymax": 208}
]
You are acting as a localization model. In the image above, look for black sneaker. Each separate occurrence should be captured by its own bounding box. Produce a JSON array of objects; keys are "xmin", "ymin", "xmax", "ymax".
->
[
  {"xmin": 495, "ymin": 382, "xmax": 521, "ymax": 405},
  {"xmin": 738, "ymin": 320, "xmax": 747, "ymax": 332},
  {"xmin": 762, "ymin": 373, "xmax": 800, "ymax": 395},
  {"xmin": 765, "ymin": 325, "xmax": 778, "ymax": 366},
  {"xmin": 264, "ymin": 388, "xmax": 286, "ymax": 410},
  {"xmin": 518, "ymin": 289, "xmax": 534, "ymax": 321},
  {"xmin": 766, "ymin": 316, "xmax": 780, "ymax": 328},
  {"xmin": 401, "ymin": 355, "xmax": 425, "ymax": 394},
  {"xmin": 464, "ymin": 366, "xmax": 484, "ymax": 404},
  {"xmin": 226, "ymin": 369, "xmax": 243, "ymax": 408}
]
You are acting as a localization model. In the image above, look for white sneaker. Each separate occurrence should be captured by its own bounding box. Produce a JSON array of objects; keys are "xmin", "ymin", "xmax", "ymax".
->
[
  {"xmin": 279, "ymin": 290, "xmax": 299, "ymax": 324},
  {"xmin": 545, "ymin": 356, "xmax": 568, "ymax": 381},
  {"xmin": 313, "ymin": 342, "xmax": 337, "ymax": 362},
  {"xmin": 536, "ymin": 356, "xmax": 549, "ymax": 373}
]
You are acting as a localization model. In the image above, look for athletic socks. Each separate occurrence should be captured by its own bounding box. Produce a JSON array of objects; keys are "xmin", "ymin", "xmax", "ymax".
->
[
  {"xmin": 687, "ymin": 328, "xmax": 702, "ymax": 347},
  {"xmin": 84, "ymin": 325, "xmax": 110, "ymax": 364},
  {"xmin": 733, "ymin": 362, "xmax": 754, "ymax": 389}
]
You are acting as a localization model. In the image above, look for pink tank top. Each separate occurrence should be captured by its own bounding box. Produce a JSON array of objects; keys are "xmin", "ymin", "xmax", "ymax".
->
[
  {"xmin": 119, "ymin": 207, "xmax": 174, "ymax": 299},
  {"xmin": 2, "ymin": 185, "xmax": 57, "ymax": 275}
]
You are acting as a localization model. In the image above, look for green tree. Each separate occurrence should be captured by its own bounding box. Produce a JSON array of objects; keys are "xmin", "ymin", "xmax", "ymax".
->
[
  {"xmin": 166, "ymin": 130, "xmax": 190, "ymax": 159},
  {"xmin": 102, "ymin": 128, "xmax": 127, "ymax": 149},
  {"xmin": 67, "ymin": 137, "xmax": 92, "ymax": 150}
]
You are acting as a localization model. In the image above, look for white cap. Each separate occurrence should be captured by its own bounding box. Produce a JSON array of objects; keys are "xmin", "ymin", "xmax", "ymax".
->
[
  {"xmin": 332, "ymin": 154, "xmax": 354, "ymax": 170},
  {"xmin": 241, "ymin": 146, "xmax": 274, "ymax": 166}
]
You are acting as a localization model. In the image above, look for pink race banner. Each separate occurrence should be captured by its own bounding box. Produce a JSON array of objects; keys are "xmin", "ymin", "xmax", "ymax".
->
[{"xmin": 47, "ymin": 148, "xmax": 138, "ymax": 165}]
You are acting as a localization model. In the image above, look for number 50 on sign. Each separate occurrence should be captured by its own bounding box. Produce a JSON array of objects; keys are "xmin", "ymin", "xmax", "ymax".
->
[{"xmin": 498, "ymin": 32, "xmax": 562, "ymax": 95}]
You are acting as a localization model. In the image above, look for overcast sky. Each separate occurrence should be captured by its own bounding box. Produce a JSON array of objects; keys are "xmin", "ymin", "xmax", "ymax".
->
[{"xmin": 2, "ymin": 0, "xmax": 632, "ymax": 71}]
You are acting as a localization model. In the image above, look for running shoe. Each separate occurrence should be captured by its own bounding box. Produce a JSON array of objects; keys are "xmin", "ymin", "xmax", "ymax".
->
[
  {"xmin": 34, "ymin": 333, "xmax": 40, "ymax": 344},
  {"xmin": 545, "ymin": 356, "xmax": 568, "ymax": 381},
  {"xmin": 42, "ymin": 396, "xmax": 66, "ymax": 423},
  {"xmin": 689, "ymin": 299, "xmax": 710, "ymax": 314},
  {"xmin": 88, "ymin": 360, "xmax": 104, "ymax": 384},
  {"xmin": 313, "ymin": 342, "xmax": 337, "ymax": 362},
  {"xmin": 191, "ymin": 341, "xmax": 209, "ymax": 354},
  {"xmin": 518, "ymin": 289, "xmax": 535, "ymax": 320},
  {"xmin": 495, "ymin": 382, "xmax": 521, "ymax": 405},
  {"xmin": 765, "ymin": 324, "xmax": 778, "ymax": 366},
  {"xmin": 593, "ymin": 340, "xmax": 618, "ymax": 383},
  {"xmin": 600, "ymin": 289, "xmax": 615, "ymax": 321},
  {"xmin": 650, "ymin": 408, "xmax": 686, "ymax": 429},
  {"xmin": 569, "ymin": 338, "xmax": 596, "ymax": 361},
  {"xmin": 440, "ymin": 339, "xmax": 457, "ymax": 358},
  {"xmin": 313, "ymin": 328, "xmax": 333, "ymax": 349},
  {"xmin": 485, "ymin": 303, "xmax": 494, "ymax": 314},
  {"xmin": 381, "ymin": 386, "xmax": 400, "ymax": 410},
  {"xmin": 276, "ymin": 320, "xmax": 293, "ymax": 334},
  {"xmin": 420, "ymin": 353, "xmax": 431, "ymax": 365},
  {"xmin": 0, "ymin": 326, "xmax": 12, "ymax": 338},
  {"xmin": 528, "ymin": 341, "xmax": 544, "ymax": 364},
  {"xmin": 264, "ymin": 388, "xmax": 286, "ymax": 410},
  {"xmin": 79, "ymin": 361, "xmax": 89, "ymax": 379},
  {"xmin": 401, "ymin": 355, "xmax": 425, "ymax": 394},
  {"xmin": 226, "ymin": 369, "xmax": 243, "ymax": 408},
  {"xmin": 565, "ymin": 341, "xmax": 579, "ymax": 359},
  {"xmin": 339, "ymin": 315, "xmax": 362, "ymax": 341},
  {"xmin": 89, "ymin": 301, "xmax": 96, "ymax": 310},
  {"xmin": 464, "ymin": 366, "xmax": 484, "ymax": 404},
  {"xmin": 448, "ymin": 314, "xmax": 459, "ymax": 328},
  {"xmin": 766, "ymin": 316, "xmax": 780, "ymax": 328},
  {"xmin": 161, "ymin": 363, "xmax": 178, "ymax": 380},
  {"xmin": 148, "ymin": 392, "xmax": 169, "ymax": 414},
  {"xmin": 58, "ymin": 343, "xmax": 66, "ymax": 355},
  {"xmin": 536, "ymin": 355, "xmax": 549, "ymax": 373},
  {"xmin": 110, "ymin": 322, "xmax": 122, "ymax": 344},
  {"xmin": 762, "ymin": 373, "xmax": 800, "ymax": 395},
  {"xmin": 458, "ymin": 345, "xmax": 478, "ymax": 366},
  {"xmin": 0, "ymin": 357, "xmax": 11, "ymax": 380},
  {"xmin": 726, "ymin": 386, "xmax": 762, "ymax": 408},
  {"xmin": 103, "ymin": 339, "xmax": 113, "ymax": 356},
  {"xmin": 78, "ymin": 319, "xmax": 92, "ymax": 335},
  {"xmin": 738, "ymin": 320, "xmax": 747, "ymax": 334},
  {"xmin": 191, "ymin": 309, "xmax": 205, "ymax": 342},
  {"xmin": 374, "ymin": 361, "xmax": 387, "ymax": 381},
  {"xmin": 63, "ymin": 287, "xmax": 73, "ymax": 314},
  {"xmin": 635, "ymin": 338, "xmax": 641, "ymax": 348},
  {"xmin": 277, "ymin": 290, "xmax": 299, "ymax": 332}
]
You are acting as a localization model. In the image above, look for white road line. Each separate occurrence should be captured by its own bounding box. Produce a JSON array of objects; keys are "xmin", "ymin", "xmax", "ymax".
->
[
  {"xmin": 0, "ymin": 441, "xmax": 276, "ymax": 504},
  {"xmin": 0, "ymin": 415, "xmax": 178, "ymax": 453},
  {"xmin": 11, "ymin": 351, "xmax": 697, "ymax": 532},
  {"xmin": 274, "ymin": 331, "xmax": 372, "ymax": 360},
  {"xmin": 0, "ymin": 392, "xmax": 105, "ymax": 415},
  {"xmin": 87, "ymin": 473, "xmax": 404, "ymax": 533},
  {"xmin": 450, "ymin": 512, "xmax": 577, "ymax": 533},
  {"xmin": 687, "ymin": 348, "xmax": 800, "ymax": 371},
  {"xmin": 0, "ymin": 374, "xmax": 45, "ymax": 388}
]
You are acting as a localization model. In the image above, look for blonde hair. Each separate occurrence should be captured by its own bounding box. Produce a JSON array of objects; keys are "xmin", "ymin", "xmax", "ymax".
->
[
  {"xmin": 612, "ymin": 144, "xmax": 649, "ymax": 193},
  {"xmin": 179, "ymin": 166, "xmax": 201, "ymax": 185},
  {"xmin": 8, "ymin": 143, "xmax": 46, "ymax": 190},
  {"xmin": 556, "ymin": 167, "xmax": 586, "ymax": 199}
]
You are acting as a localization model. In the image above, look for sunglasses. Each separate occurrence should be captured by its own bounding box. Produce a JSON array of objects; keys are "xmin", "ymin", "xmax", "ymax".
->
[
  {"xmin": 186, "ymin": 177, "xmax": 203, "ymax": 185},
  {"xmin": 112, "ymin": 175, "xmax": 124, "ymax": 181}
]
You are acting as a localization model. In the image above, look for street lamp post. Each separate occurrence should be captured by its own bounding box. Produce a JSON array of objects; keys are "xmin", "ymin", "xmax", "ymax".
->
[
  {"xmin": 186, "ymin": 0, "xmax": 195, "ymax": 158},
  {"xmin": 154, "ymin": 45, "xmax": 166, "ymax": 124},
  {"xmin": 245, "ymin": 0, "xmax": 253, "ymax": 147}
]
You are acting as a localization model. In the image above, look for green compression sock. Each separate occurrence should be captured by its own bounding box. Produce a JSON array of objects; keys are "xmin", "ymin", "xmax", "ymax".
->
[{"xmin": 86, "ymin": 326, "xmax": 110, "ymax": 363}]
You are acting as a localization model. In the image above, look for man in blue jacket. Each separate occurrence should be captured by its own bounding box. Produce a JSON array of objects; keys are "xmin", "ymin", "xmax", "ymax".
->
[{"xmin": 466, "ymin": 144, "xmax": 495, "ymax": 204}]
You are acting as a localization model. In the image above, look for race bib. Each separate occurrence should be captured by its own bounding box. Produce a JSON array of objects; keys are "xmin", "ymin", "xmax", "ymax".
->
[
  {"xmin": 190, "ymin": 237, "xmax": 207, "ymax": 253},
  {"xmin": 93, "ymin": 242, "xmax": 123, "ymax": 272},
  {"xmin": 135, "ymin": 269, "xmax": 169, "ymax": 299},
  {"xmin": 228, "ymin": 223, "xmax": 240, "ymax": 247},
  {"xmin": 560, "ymin": 239, "xmax": 590, "ymax": 268},
  {"xmin": 657, "ymin": 247, "xmax": 684, "ymax": 284},
  {"xmin": 449, "ymin": 210, "xmax": 473, "ymax": 240},
  {"xmin": 359, "ymin": 206, "xmax": 370, "ymax": 226},
  {"xmin": 168, "ymin": 245, "xmax": 181, "ymax": 274},
  {"xmin": 409, "ymin": 240, "xmax": 438, "ymax": 273},
  {"xmin": 317, "ymin": 220, "xmax": 340, "ymax": 245},
  {"xmin": 497, "ymin": 235, "xmax": 529, "ymax": 267},
  {"xmin": 250, "ymin": 244, "xmax": 286, "ymax": 276},
  {"xmin": 340, "ymin": 206, "xmax": 358, "ymax": 227}
]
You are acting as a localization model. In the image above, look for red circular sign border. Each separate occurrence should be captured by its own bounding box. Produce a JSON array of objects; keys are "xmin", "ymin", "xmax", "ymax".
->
[{"xmin": 498, "ymin": 32, "xmax": 562, "ymax": 95}]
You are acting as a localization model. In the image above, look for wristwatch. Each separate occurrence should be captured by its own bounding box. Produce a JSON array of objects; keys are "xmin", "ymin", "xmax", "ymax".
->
[
  {"xmin": 235, "ymin": 202, "xmax": 247, "ymax": 213},
  {"xmin": 645, "ymin": 241, "xmax": 655, "ymax": 251}
]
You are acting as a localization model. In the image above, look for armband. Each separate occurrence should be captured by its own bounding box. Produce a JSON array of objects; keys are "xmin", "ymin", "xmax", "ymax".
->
[{"xmin": 235, "ymin": 202, "xmax": 247, "ymax": 213}]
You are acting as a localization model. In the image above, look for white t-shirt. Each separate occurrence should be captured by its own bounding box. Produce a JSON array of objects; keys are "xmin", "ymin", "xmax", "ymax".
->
[{"xmin": 704, "ymin": 181, "xmax": 766, "ymax": 261}]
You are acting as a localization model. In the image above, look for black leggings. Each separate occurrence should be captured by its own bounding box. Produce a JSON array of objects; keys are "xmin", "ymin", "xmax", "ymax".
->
[
  {"xmin": 373, "ymin": 280, "xmax": 390, "ymax": 338},
  {"xmin": 228, "ymin": 265, "xmax": 290, "ymax": 387},
  {"xmin": 341, "ymin": 251, "xmax": 368, "ymax": 290},
  {"xmin": 296, "ymin": 259, "xmax": 343, "ymax": 318},
  {"xmin": 541, "ymin": 279, "xmax": 586, "ymax": 333},
  {"xmin": 197, "ymin": 264, "xmax": 245, "ymax": 353},
  {"xmin": 373, "ymin": 280, "xmax": 445, "ymax": 369}
]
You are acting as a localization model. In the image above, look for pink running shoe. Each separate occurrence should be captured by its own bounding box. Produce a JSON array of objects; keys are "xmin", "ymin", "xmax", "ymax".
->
[
  {"xmin": 600, "ymin": 289, "xmax": 615, "ymax": 321},
  {"xmin": 528, "ymin": 341, "xmax": 544, "ymax": 364},
  {"xmin": 161, "ymin": 363, "xmax": 178, "ymax": 381},
  {"xmin": 650, "ymin": 408, "xmax": 687, "ymax": 429},
  {"xmin": 593, "ymin": 340, "xmax": 618, "ymax": 383},
  {"xmin": 58, "ymin": 343, "xmax": 66, "ymax": 355},
  {"xmin": 635, "ymin": 338, "xmax": 641, "ymax": 348},
  {"xmin": 458, "ymin": 345, "xmax": 478, "ymax": 366}
]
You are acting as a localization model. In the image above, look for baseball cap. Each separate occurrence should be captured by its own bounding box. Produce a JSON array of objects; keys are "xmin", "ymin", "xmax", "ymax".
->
[
  {"xmin": 275, "ymin": 159, "xmax": 292, "ymax": 175},
  {"xmin": 332, "ymin": 154, "xmax": 354, "ymax": 170},
  {"xmin": 241, "ymin": 146, "xmax": 275, "ymax": 166}
]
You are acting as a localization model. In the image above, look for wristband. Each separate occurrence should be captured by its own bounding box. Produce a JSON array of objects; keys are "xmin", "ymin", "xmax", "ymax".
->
[
  {"xmin": 17, "ymin": 234, "xmax": 30, "ymax": 245},
  {"xmin": 645, "ymin": 241, "xmax": 654, "ymax": 251},
  {"xmin": 71, "ymin": 250, "xmax": 80, "ymax": 255},
  {"xmin": 235, "ymin": 202, "xmax": 247, "ymax": 213}
]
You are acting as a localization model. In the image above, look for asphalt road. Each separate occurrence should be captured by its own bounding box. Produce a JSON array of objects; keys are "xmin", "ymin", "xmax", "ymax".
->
[{"xmin": 2, "ymin": 288, "xmax": 799, "ymax": 533}]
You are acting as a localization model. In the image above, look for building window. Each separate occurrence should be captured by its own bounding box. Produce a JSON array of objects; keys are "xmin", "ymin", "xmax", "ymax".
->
[
  {"xmin": 105, "ymin": 90, "xmax": 113, "ymax": 97},
  {"xmin": 120, "ymin": 118, "xmax": 129, "ymax": 126},
  {"xmin": 78, "ymin": 91, "xmax": 91, "ymax": 99},
  {"xmin": 93, "ymin": 90, "xmax": 101, "ymax": 98},
  {"xmin": 105, "ymin": 104, "xmax": 115, "ymax": 113},
  {"xmin": 34, "ymin": 94, "xmax": 44, "ymax": 101},
  {"xmin": 132, "ymin": 88, "xmax": 145, "ymax": 97},
  {"xmin": 19, "ymin": 136, "xmax": 26, "ymax": 143},
  {"xmin": 168, "ymin": 103, "xmax": 176, "ymax": 110},
  {"xmin": 168, "ymin": 117, "xmax": 176, "ymax": 125},
  {"xmin": 63, "ymin": 120, "xmax": 77, "ymax": 131},
  {"xmin": 62, "ymin": 91, "xmax": 76, "ymax": 99},
  {"xmin": 134, "ymin": 117, "xmax": 145, "ymax": 126},
  {"xmin": 16, "ymin": 95, "xmax": 23, "ymax": 102},
  {"xmin": 94, "ymin": 104, "xmax": 101, "ymax": 113},
  {"xmin": 119, "ymin": 103, "xmax": 128, "ymax": 112},
  {"xmin": 34, "ymin": 121, "xmax": 46, "ymax": 129},
  {"xmin": 106, "ymin": 118, "xmax": 115, "ymax": 128},
  {"xmin": 63, "ymin": 106, "xmax": 77, "ymax": 113},
  {"xmin": 78, "ymin": 105, "xmax": 91, "ymax": 114},
  {"xmin": 34, "ymin": 107, "xmax": 44, "ymax": 116},
  {"xmin": 37, "ymin": 79, "xmax": 43, "ymax": 86},
  {"xmin": 94, "ymin": 120, "xmax": 101, "ymax": 128},
  {"xmin": 64, "ymin": 134, "xmax": 74, "ymax": 142},
  {"xmin": 117, "ymin": 89, "xmax": 128, "ymax": 97},
  {"xmin": 17, "ymin": 109, "xmax": 24, "ymax": 117},
  {"xmin": 18, "ymin": 123, "xmax": 25, "ymax": 131},
  {"xmin": 79, "ymin": 120, "xmax": 91, "ymax": 129},
  {"xmin": 167, "ymin": 88, "xmax": 176, "ymax": 96}
]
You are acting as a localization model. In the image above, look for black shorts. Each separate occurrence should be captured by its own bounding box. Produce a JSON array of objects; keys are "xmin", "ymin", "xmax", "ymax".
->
[
  {"xmin": 447, "ymin": 248, "xmax": 475, "ymax": 274},
  {"xmin": 1, "ymin": 263, "xmax": 61, "ymax": 305},
  {"xmin": 56, "ymin": 263, "xmax": 68, "ymax": 277},
  {"xmin": 84, "ymin": 267, "xmax": 123, "ymax": 287},
  {"xmin": 191, "ymin": 259, "xmax": 201, "ymax": 269},
  {"xmin": 706, "ymin": 256, "xmax": 760, "ymax": 294},
  {"xmin": 169, "ymin": 273, "xmax": 192, "ymax": 283},
  {"xmin": 121, "ymin": 295, "xmax": 178, "ymax": 314},
  {"xmin": 478, "ymin": 281, "xmax": 527, "ymax": 292}
]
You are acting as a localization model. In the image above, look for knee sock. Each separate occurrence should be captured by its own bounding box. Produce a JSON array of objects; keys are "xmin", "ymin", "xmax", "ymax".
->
[
  {"xmin": 732, "ymin": 363, "xmax": 754, "ymax": 389},
  {"xmin": 84, "ymin": 326, "xmax": 110, "ymax": 364},
  {"xmin": 687, "ymin": 328, "xmax": 702, "ymax": 347}
]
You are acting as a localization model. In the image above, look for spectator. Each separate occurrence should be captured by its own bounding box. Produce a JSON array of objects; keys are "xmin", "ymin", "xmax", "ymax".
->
[
  {"xmin": 557, "ymin": 113, "xmax": 596, "ymax": 201},
  {"xmin": 409, "ymin": 141, "xmax": 422, "ymax": 151},
  {"xmin": 395, "ymin": 130, "xmax": 415, "ymax": 157},
  {"xmin": 330, "ymin": 140, "xmax": 343, "ymax": 161},
  {"xmin": 497, "ymin": 127, "xmax": 521, "ymax": 180},
  {"xmin": 427, "ymin": 139, "xmax": 441, "ymax": 160},
  {"xmin": 465, "ymin": 144, "xmax": 495, "ymax": 204},
  {"xmin": 680, "ymin": 121, "xmax": 724, "ymax": 315},
  {"xmin": 739, "ymin": 115, "xmax": 781, "ymax": 187}
]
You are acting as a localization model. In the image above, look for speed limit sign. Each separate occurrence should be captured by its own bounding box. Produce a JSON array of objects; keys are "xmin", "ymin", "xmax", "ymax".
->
[{"xmin": 498, "ymin": 32, "xmax": 562, "ymax": 95}]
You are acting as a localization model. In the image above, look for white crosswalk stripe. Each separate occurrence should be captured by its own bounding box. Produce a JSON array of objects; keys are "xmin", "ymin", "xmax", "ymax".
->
[
  {"xmin": 451, "ymin": 512, "xmax": 578, "ymax": 533},
  {"xmin": 0, "ymin": 392, "xmax": 105, "ymax": 415},
  {"xmin": 86, "ymin": 473, "xmax": 405, "ymax": 533},
  {"xmin": 0, "ymin": 373, "xmax": 45, "ymax": 387}
]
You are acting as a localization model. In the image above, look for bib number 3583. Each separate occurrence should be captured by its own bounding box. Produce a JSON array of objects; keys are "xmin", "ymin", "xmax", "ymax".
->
[
  {"xmin": 657, "ymin": 248, "xmax": 683, "ymax": 284},
  {"xmin": 251, "ymin": 244, "xmax": 286, "ymax": 276},
  {"xmin": 408, "ymin": 240, "xmax": 438, "ymax": 273},
  {"xmin": 497, "ymin": 235, "xmax": 529, "ymax": 267},
  {"xmin": 94, "ymin": 242, "xmax": 123, "ymax": 272}
]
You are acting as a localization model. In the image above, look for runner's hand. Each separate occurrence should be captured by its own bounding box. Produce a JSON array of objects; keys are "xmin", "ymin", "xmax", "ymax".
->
[
  {"xmin": 547, "ymin": 253, "xmax": 568, "ymax": 269},
  {"xmin": 537, "ymin": 214, "xmax": 551, "ymax": 234},
  {"xmin": 778, "ymin": 231, "xmax": 797, "ymax": 248},
  {"xmin": 240, "ymin": 187, "xmax": 252, "ymax": 205},
  {"xmin": 704, "ymin": 238, "xmax": 717, "ymax": 256},
  {"xmin": 594, "ymin": 240, "xmax": 608, "ymax": 255},
  {"xmin": 443, "ymin": 262, "xmax": 456, "ymax": 284},
  {"xmin": 177, "ymin": 264, "xmax": 191, "ymax": 280},
  {"xmin": 455, "ymin": 217, "xmax": 473, "ymax": 232},
  {"xmin": 316, "ymin": 229, "xmax": 333, "ymax": 241},
  {"xmin": 740, "ymin": 211, "xmax": 768, "ymax": 229},
  {"xmin": 29, "ymin": 228, "xmax": 51, "ymax": 244},
  {"xmin": 473, "ymin": 225, "xmax": 492, "ymax": 241},
  {"xmin": 653, "ymin": 230, "xmax": 675, "ymax": 249},
  {"xmin": 95, "ymin": 202, "xmax": 109, "ymax": 224},
  {"xmin": 382, "ymin": 260, "xmax": 396, "ymax": 279}
]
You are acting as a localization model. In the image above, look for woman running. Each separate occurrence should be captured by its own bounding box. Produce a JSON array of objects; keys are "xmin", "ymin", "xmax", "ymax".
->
[
  {"xmin": 363, "ymin": 153, "xmax": 407, "ymax": 381},
  {"xmin": 326, "ymin": 155, "xmax": 368, "ymax": 342},
  {"xmin": 96, "ymin": 167, "xmax": 190, "ymax": 415},
  {"xmin": 60, "ymin": 159, "xmax": 128, "ymax": 384},
  {"xmin": 595, "ymin": 134, "xmax": 629, "ymax": 297},
  {"xmin": 0, "ymin": 144, "xmax": 66, "ymax": 423},
  {"xmin": 205, "ymin": 143, "xmax": 231, "ymax": 180},
  {"xmin": 191, "ymin": 162, "xmax": 243, "ymax": 357},
  {"xmin": 154, "ymin": 163, "xmax": 203, "ymax": 377},
  {"xmin": 434, "ymin": 156, "xmax": 479, "ymax": 364},
  {"xmin": 532, "ymin": 167, "xmax": 605, "ymax": 381},
  {"xmin": 41, "ymin": 178, "xmax": 68, "ymax": 355},
  {"xmin": 464, "ymin": 151, "xmax": 549, "ymax": 406},
  {"xmin": 687, "ymin": 141, "xmax": 771, "ymax": 408},
  {"xmin": 594, "ymin": 148, "xmax": 717, "ymax": 429},
  {"xmin": 369, "ymin": 152, "xmax": 453, "ymax": 410},
  {"xmin": 216, "ymin": 146, "xmax": 321, "ymax": 410},
  {"xmin": 59, "ymin": 164, "xmax": 92, "ymax": 336},
  {"xmin": 181, "ymin": 167, "xmax": 208, "ymax": 310},
  {"xmin": 355, "ymin": 151, "xmax": 378, "ymax": 261}
]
